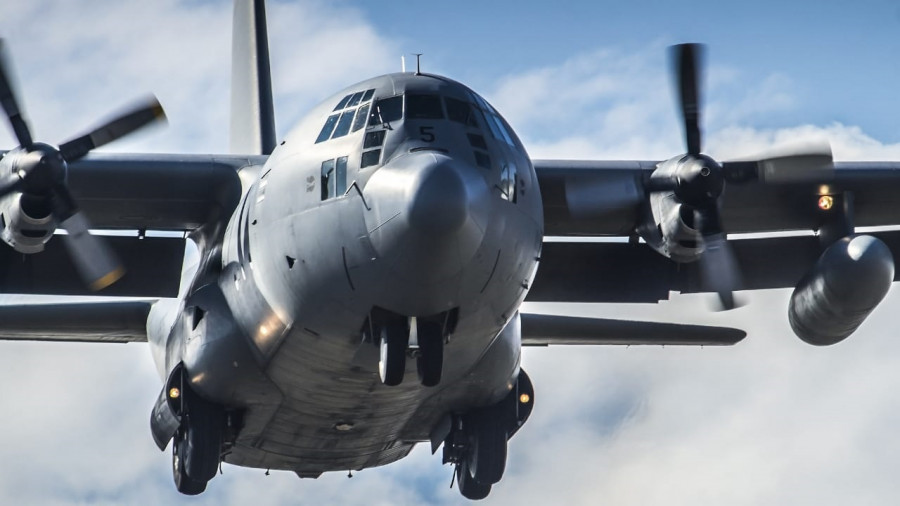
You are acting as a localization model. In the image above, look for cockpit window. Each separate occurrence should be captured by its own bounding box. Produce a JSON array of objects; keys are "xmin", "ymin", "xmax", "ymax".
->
[
  {"xmin": 469, "ymin": 91, "xmax": 516, "ymax": 147},
  {"xmin": 406, "ymin": 94, "xmax": 444, "ymax": 120},
  {"xmin": 352, "ymin": 103, "xmax": 370, "ymax": 132},
  {"xmin": 346, "ymin": 91, "xmax": 365, "ymax": 108},
  {"xmin": 316, "ymin": 88, "xmax": 376, "ymax": 143},
  {"xmin": 369, "ymin": 96, "xmax": 402, "ymax": 126},
  {"xmin": 445, "ymin": 97, "xmax": 478, "ymax": 127},
  {"xmin": 333, "ymin": 95, "xmax": 352, "ymax": 111},
  {"xmin": 332, "ymin": 110, "xmax": 356, "ymax": 139},
  {"xmin": 316, "ymin": 114, "xmax": 340, "ymax": 143}
]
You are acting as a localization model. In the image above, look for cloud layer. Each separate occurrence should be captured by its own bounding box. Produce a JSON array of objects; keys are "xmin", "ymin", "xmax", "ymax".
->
[{"xmin": 1, "ymin": 1, "xmax": 900, "ymax": 505}]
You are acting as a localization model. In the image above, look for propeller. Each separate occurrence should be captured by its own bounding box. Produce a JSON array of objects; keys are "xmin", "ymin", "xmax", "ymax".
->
[
  {"xmin": 0, "ymin": 39, "xmax": 166, "ymax": 290},
  {"xmin": 566, "ymin": 43, "xmax": 833, "ymax": 310}
]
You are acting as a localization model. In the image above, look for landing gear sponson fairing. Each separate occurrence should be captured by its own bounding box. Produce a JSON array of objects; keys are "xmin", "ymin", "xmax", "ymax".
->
[{"xmin": 1, "ymin": 0, "xmax": 899, "ymax": 501}]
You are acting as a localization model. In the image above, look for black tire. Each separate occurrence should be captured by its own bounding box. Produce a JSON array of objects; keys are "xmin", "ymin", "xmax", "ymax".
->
[
  {"xmin": 468, "ymin": 414, "xmax": 507, "ymax": 485},
  {"xmin": 457, "ymin": 460, "xmax": 491, "ymax": 500},
  {"xmin": 416, "ymin": 321, "xmax": 443, "ymax": 387},
  {"xmin": 378, "ymin": 318, "xmax": 408, "ymax": 386},
  {"xmin": 183, "ymin": 393, "xmax": 224, "ymax": 482},
  {"xmin": 172, "ymin": 433, "xmax": 207, "ymax": 495}
]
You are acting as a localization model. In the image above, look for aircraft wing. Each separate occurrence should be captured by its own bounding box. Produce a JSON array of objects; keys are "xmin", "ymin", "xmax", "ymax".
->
[
  {"xmin": 0, "ymin": 300, "xmax": 150, "ymax": 343},
  {"xmin": 520, "ymin": 312, "xmax": 745, "ymax": 346},
  {"xmin": 530, "ymin": 160, "xmax": 900, "ymax": 303},
  {"xmin": 537, "ymin": 160, "xmax": 900, "ymax": 236},
  {"xmin": 0, "ymin": 152, "xmax": 259, "ymax": 298}
]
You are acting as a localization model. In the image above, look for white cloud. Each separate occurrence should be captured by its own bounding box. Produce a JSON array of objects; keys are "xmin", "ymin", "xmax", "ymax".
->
[{"xmin": 2, "ymin": 2, "xmax": 900, "ymax": 506}]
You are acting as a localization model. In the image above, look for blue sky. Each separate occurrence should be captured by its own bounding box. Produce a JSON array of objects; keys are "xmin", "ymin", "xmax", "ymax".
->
[{"xmin": 4, "ymin": 0, "xmax": 900, "ymax": 505}]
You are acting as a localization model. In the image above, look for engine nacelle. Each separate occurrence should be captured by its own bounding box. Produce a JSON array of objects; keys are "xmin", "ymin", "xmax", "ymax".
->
[
  {"xmin": 789, "ymin": 235, "xmax": 894, "ymax": 346},
  {"xmin": 0, "ymin": 193, "xmax": 55, "ymax": 254}
]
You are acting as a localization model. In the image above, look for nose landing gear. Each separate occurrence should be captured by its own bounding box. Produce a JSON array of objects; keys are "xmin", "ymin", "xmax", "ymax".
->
[{"xmin": 367, "ymin": 308, "xmax": 457, "ymax": 387}]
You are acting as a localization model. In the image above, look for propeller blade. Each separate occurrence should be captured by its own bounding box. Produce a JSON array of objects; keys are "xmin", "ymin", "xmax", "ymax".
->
[
  {"xmin": 51, "ymin": 185, "xmax": 123, "ymax": 290},
  {"xmin": 694, "ymin": 203, "xmax": 741, "ymax": 311},
  {"xmin": 0, "ymin": 40, "xmax": 32, "ymax": 148},
  {"xmin": 58, "ymin": 96, "xmax": 166, "ymax": 161},
  {"xmin": 672, "ymin": 43, "xmax": 703, "ymax": 155}
]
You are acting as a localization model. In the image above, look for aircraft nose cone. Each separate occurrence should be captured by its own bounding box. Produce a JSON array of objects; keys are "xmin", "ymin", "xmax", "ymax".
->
[
  {"xmin": 407, "ymin": 158, "xmax": 469, "ymax": 235},
  {"xmin": 364, "ymin": 152, "xmax": 491, "ymax": 283}
]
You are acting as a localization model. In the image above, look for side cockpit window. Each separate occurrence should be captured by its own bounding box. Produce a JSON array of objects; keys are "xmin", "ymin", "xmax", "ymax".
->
[
  {"xmin": 320, "ymin": 156, "xmax": 348, "ymax": 201},
  {"xmin": 368, "ymin": 96, "xmax": 402, "ymax": 126},
  {"xmin": 316, "ymin": 89, "xmax": 376, "ymax": 143}
]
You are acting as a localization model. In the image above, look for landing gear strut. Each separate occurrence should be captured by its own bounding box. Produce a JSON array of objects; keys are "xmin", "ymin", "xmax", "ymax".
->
[
  {"xmin": 170, "ymin": 381, "xmax": 225, "ymax": 495},
  {"xmin": 443, "ymin": 370, "xmax": 535, "ymax": 500}
]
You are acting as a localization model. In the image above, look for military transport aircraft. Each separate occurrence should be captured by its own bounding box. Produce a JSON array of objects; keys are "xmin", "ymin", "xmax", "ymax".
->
[{"xmin": 0, "ymin": 0, "xmax": 897, "ymax": 501}]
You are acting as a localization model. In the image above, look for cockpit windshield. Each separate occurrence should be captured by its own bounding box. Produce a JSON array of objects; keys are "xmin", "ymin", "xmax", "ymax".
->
[
  {"xmin": 368, "ymin": 96, "xmax": 402, "ymax": 126},
  {"xmin": 406, "ymin": 94, "xmax": 444, "ymax": 120}
]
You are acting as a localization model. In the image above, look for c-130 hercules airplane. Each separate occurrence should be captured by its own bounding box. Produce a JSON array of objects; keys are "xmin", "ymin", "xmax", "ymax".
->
[{"xmin": 0, "ymin": 0, "xmax": 898, "ymax": 501}]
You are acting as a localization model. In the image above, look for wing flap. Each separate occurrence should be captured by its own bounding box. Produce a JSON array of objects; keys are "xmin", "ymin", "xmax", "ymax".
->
[
  {"xmin": 528, "ymin": 231, "xmax": 900, "ymax": 303},
  {"xmin": 0, "ymin": 235, "xmax": 185, "ymax": 297},
  {"xmin": 0, "ymin": 300, "xmax": 150, "ymax": 343},
  {"xmin": 520, "ymin": 312, "xmax": 746, "ymax": 346}
]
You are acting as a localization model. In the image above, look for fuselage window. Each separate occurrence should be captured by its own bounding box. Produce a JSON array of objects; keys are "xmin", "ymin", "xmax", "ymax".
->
[
  {"xmin": 331, "ymin": 110, "xmax": 356, "ymax": 139},
  {"xmin": 316, "ymin": 114, "xmax": 340, "ymax": 143},
  {"xmin": 320, "ymin": 157, "xmax": 348, "ymax": 200},
  {"xmin": 352, "ymin": 103, "xmax": 370, "ymax": 132},
  {"xmin": 500, "ymin": 163, "xmax": 518, "ymax": 203},
  {"xmin": 369, "ymin": 96, "xmax": 403, "ymax": 126},
  {"xmin": 320, "ymin": 159, "xmax": 335, "ymax": 200},
  {"xmin": 335, "ymin": 156, "xmax": 348, "ymax": 196},
  {"xmin": 406, "ymin": 94, "xmax": 444, "ymax": 120},
  {"xmin": 445, "ymin": 97, "xmax": 478, "ymax": 127}
]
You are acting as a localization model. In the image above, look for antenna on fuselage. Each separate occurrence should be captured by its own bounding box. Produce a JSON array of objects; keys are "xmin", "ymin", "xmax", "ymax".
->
[{"xmin": 413, "ymin": 53, "xmax": 422, "ymax": 75}]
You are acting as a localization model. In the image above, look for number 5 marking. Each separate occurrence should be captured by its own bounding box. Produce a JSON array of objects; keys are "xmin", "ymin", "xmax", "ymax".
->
[{"xmin": 419, "ymin": 126, "xmax": 436, "ymax": 142}]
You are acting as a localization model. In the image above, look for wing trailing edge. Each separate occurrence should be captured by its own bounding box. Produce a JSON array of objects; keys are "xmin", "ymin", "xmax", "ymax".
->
[
  {"xmin": 0, "ymin": 301, "xmax": 151, "ymax": 343},
  {"xmin": 520, "ymin": 312, "xmax": 746, "ymax": 346}
]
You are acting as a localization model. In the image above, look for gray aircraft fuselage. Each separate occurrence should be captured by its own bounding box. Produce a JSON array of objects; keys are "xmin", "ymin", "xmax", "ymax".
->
[{"xmin": 147, "ymin": 72, "xmax": 543, "ymax": 475}]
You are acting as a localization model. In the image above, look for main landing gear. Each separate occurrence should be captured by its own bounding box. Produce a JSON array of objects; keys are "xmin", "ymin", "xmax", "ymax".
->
[
  {"xmin": 368, "ymin": 309, "xmax": 456, "ymax": 387},
  {"xmin": 169, "ymin": 382, "xmax": 226, "ymax": 495},
  {"xmin": 443, "ymin": 370, "xmax": 535, "ymax": 500}
]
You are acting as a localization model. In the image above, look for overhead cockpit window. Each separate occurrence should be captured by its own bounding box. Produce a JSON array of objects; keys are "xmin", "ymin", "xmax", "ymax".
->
[
  {"xmin": 316, "ymin": 114, "xmax": 340, "ymax": 143},
  {"xmin": 333, "ymin": 95, "xmax": 352, "ymax": 111},
  {"xmin": 317, "ymin": 89, "xmax": 376, "ymax": 143},
  {"xmin": 445, "ymin": 97, "xmax": 478, "ymax": 127},
  {"xmin": 369, "ymin": 96, "xmax": 402, "ymax": 126},
  {"xmin": 347, "ymin": 91, "xmax": 365, "ymax": 108},
  {"xmin": 406, "ymin": 94, "xmax": 444, "ymax": 120}
]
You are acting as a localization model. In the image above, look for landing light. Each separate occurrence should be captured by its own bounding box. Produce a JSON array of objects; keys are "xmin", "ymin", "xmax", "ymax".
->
[
  {"xmin": 168, "ymin": 387, "xmax": 180, "ymax": 399},
  {"xmin": 818, "ymin": 195, "xmax": 834, "ymax": 211},
  {"xmin": 519, "ymin": 393, "xmax": 531, "ymax": 404}
]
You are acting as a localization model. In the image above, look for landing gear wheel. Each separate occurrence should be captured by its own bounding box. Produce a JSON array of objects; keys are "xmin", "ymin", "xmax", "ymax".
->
[
  {"xmin": 416, "ymin": 321, "xmax": 444, "ymax": 387},
  {"xmin": 378, "ymin": 318, "xmax": 409, "ymax": 386},
  {"xmin": 172, "ymin": 432, "xmax": 207, "ymax": 495},
  {"xmin": 467, "ymin": 413, "xmax": 507, "ymax": 485},
  {"xmin": 456, "ymin": 459, "xmax": 491, "ymax": 500},
  {"xmin": 182, "ymin": 395, "xmax": 225, "ymax": 481}
]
